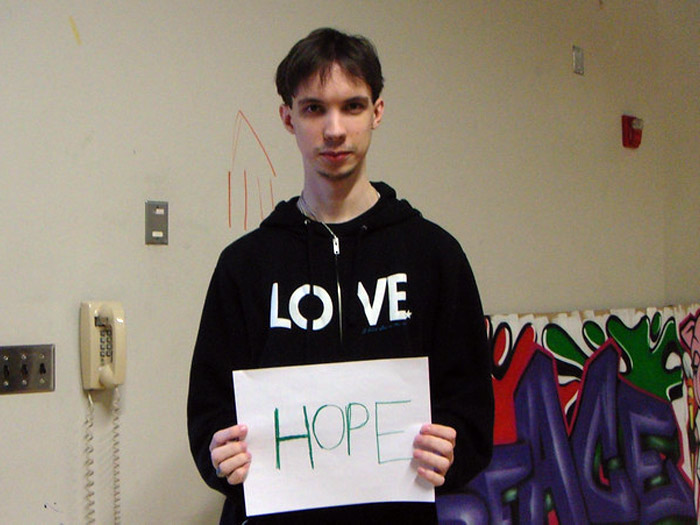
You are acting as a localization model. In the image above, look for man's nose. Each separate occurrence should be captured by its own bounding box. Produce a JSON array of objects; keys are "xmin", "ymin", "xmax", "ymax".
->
[{"xmin": 323, "ymin": 110, "xmax": 345, "ymax": 143}]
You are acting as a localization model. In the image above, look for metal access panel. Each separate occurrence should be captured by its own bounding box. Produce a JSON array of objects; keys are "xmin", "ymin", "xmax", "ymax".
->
[{"xmin": 0, "ymin": 344, "xmax": 55, "ymax": 394}]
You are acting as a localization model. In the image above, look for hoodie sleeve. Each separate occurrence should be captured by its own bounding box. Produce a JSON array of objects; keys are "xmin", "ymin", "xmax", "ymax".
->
[
  {"xmin": 187, "ymin": 254, "xmax": 249, "ymax": 507},
  {"xmin": 429, "ymin": 236, "xmax": 494, "ymax": 493}
]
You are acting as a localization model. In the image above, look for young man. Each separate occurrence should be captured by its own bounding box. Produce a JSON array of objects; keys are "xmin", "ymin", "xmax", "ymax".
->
[{"xmin": 188, "ymin": 28, "xmax": 493, "ymax": 524}]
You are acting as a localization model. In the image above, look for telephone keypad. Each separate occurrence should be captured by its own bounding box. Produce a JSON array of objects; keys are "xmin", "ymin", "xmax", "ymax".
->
[{"xmin": 100, "ymin": 328, "xmax": 113, "ymax": 363}]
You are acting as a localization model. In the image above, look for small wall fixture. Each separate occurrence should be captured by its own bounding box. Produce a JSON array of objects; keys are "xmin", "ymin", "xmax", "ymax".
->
[{"xmin": 622, "ymin": 115, "xmax": 643, "ymax": 149}]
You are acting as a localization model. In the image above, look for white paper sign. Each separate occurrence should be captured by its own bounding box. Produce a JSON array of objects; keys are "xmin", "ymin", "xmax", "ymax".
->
[{"xmin": 232, "ymin": 356, "xmax": 433, "ymax": 516}]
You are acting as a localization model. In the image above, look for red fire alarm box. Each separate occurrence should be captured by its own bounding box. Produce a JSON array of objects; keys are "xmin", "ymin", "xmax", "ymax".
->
[{"xmin": 622, "ymin": 115, "xmax": 643, "ymax": 149}]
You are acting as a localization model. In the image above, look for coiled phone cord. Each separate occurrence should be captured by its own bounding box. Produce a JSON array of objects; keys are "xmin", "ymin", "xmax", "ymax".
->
[
  {"xmin": 83, "ymin": 388, "xmax": 122, "ymax": 525},
  {"xmin": 84, "ymin": 392, "xmax": 96, "ymax": 524},
  {"xmin": 112, "ymin": 386, "xmax": 122, "ymax": 525}
]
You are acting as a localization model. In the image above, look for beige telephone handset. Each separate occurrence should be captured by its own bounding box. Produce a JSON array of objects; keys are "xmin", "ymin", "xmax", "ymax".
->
[{"xmin": 80, "ymin": 301, "xmax": 126, "ymax": 390}]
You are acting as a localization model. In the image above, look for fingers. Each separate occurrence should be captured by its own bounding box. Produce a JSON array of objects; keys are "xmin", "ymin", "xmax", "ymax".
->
[
  {"xmin": 216, "ymin": 445, "xmax": 252, "ymax": 485},
  {"xmin": 210, "ymin": 424, "xmax": 252, "ymax": 485},
  {"xmin": 413, "ymin": 424, "xmax": 456, "ymax": 487},
  {"xmin": 420, "ymin": 423, "xmax": 457, "ymax": 444},
  {"xmin": 209, "ymin": 424, "xmax": 248, "ymax": 451}
]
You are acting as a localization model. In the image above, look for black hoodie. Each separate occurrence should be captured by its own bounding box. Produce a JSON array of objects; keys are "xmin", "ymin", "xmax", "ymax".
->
[{"xmin": 187, "ymin": 182, "xmax": 493, "ymax": 524}]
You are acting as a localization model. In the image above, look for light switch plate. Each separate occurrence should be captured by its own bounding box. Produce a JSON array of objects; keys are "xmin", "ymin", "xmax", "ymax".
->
[
  {"xmin": 1, "ymin": 344, "xmax": 55, "ymax": 394},
  {"xmin": 146, "ymin": 201, "xmax": 168, "ymax": 245}
]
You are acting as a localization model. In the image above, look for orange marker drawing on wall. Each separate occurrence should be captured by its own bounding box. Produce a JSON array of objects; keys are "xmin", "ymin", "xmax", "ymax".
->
[{"xmin": 229, "ymin": 111, "xmax": 277, "ymax": 231}]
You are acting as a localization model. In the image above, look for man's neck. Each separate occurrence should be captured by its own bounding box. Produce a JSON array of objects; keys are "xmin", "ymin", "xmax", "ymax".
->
[{"xmin": 301, "ymin": 176, "xmax": 379, "ymax": 224}]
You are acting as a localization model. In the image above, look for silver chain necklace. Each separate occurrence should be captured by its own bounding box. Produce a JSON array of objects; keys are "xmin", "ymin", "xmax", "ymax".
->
[
  {"xmin": 297, "ymin": 192, "xmax": 339, "ymax": 252},
  {"xmin": 297, "ymin": 189, "xmax": 380, "ymax": 233}
]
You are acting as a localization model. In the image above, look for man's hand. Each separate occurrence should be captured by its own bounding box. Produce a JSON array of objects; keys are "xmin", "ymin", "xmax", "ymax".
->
[
  {"xmin": 209, "ymin": 424, "xmax": 251, "ymax": 485},
  {"xmin": 412, "ymin": 423, "xmax": 456, "ymax": 487}
]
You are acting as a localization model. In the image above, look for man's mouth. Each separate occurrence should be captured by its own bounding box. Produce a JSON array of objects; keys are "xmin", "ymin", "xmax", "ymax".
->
[{"xmin": 320, "ymin": 150, "xmax": 351, "ymax": 162}]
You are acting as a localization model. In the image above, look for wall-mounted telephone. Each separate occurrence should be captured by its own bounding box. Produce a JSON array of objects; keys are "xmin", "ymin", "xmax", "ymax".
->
[
  {"xmin": 80, "ymin": 301, "xmax": 126, "ymax": 390},
  {"xmin": 80, "ymin": 301, "xmax": 125, "ymax": 524}
]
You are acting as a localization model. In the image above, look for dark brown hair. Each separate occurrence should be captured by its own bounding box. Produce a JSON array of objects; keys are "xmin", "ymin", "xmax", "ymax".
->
[{"xmin": 276, "ymin": 27, "xmax": 384, "ymax": 107}]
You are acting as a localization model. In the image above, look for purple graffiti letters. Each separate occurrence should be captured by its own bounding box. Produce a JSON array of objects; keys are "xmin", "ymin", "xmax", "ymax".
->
[
  {"xmin": 617, "ymin": 373, "xmax": 694, "ymax": 523},
  {"xmin": 467, "ymin": 345, "xmax": 695, "ymax": 523},
  {"xmin": 514, "ymin": 351, "xmax": 587, "ymax": 524},
  {"xmin": 570, "ymin": 346, "xmax": 638, "ymax": 522},
  {"xmin": 436, "ymin": 493, "xmax": 489, "ymax": 525},
  {"xmin": 468, "ymin": 443, "xmax": 531, "ymax": 523}
]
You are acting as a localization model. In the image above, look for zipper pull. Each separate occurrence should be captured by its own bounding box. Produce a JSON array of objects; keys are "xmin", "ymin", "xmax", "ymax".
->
[{"xmin": 332, "ymin": 236, "xmax": 340, "ymax": 255}]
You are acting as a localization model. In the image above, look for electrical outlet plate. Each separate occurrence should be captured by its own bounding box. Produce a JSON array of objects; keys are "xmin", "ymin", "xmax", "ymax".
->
[{"xmin": 1, "ymin": 344, "xmax": 55, "ymax": 394}]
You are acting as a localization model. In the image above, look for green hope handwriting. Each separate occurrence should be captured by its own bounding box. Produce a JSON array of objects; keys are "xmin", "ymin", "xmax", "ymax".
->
[{"xmin": 273, "ymin": 400, "xmax": 413, "ymax": 469}]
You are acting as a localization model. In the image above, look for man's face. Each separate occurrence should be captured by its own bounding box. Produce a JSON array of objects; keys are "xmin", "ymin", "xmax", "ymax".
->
[{"xmin": 280, "ymin": 63, "xmax": 384, "ymax": 183}]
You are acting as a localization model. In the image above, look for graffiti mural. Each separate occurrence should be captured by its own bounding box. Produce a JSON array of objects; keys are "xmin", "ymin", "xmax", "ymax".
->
[{"xmin": 438, "ymin": 304, "xmax": 700, "ymax": 525}]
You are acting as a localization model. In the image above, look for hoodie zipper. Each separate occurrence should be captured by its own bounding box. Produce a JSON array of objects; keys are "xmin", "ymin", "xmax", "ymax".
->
[
  {"xmin": 297, "ymin": 194, "xmax": 345, "ymax": 345},
  {"xmin": 326, "ymin": 228, "xmax": 343, "ymax": 345}
]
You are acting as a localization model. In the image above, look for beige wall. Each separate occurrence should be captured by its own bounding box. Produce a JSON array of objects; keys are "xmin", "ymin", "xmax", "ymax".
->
[
  {"xmin": 658, "ymin": 2, "xmax": 700, "ymax": 306},
  {"xmin": 0, "ymin": 1, "xmax": 697, "ymax": 522}
]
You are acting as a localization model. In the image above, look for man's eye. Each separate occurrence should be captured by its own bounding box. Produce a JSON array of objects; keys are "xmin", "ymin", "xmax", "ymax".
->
[
  {"xmin": 303, "ymin": 104, "xmax": 323, "ymax": 114},
  {"xmin": 346, "ymin": 103, "xmax": 366, "ymax": 113}
]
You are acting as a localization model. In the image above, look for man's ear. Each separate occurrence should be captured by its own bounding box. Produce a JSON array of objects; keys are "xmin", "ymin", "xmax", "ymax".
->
[
  {"xmin": 279, "ymin": 104, "xmax": 295, "ymax": 134},
  {"xmin": 372, "ymin": 98, "xmax": 384, "ymax": 129}
]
